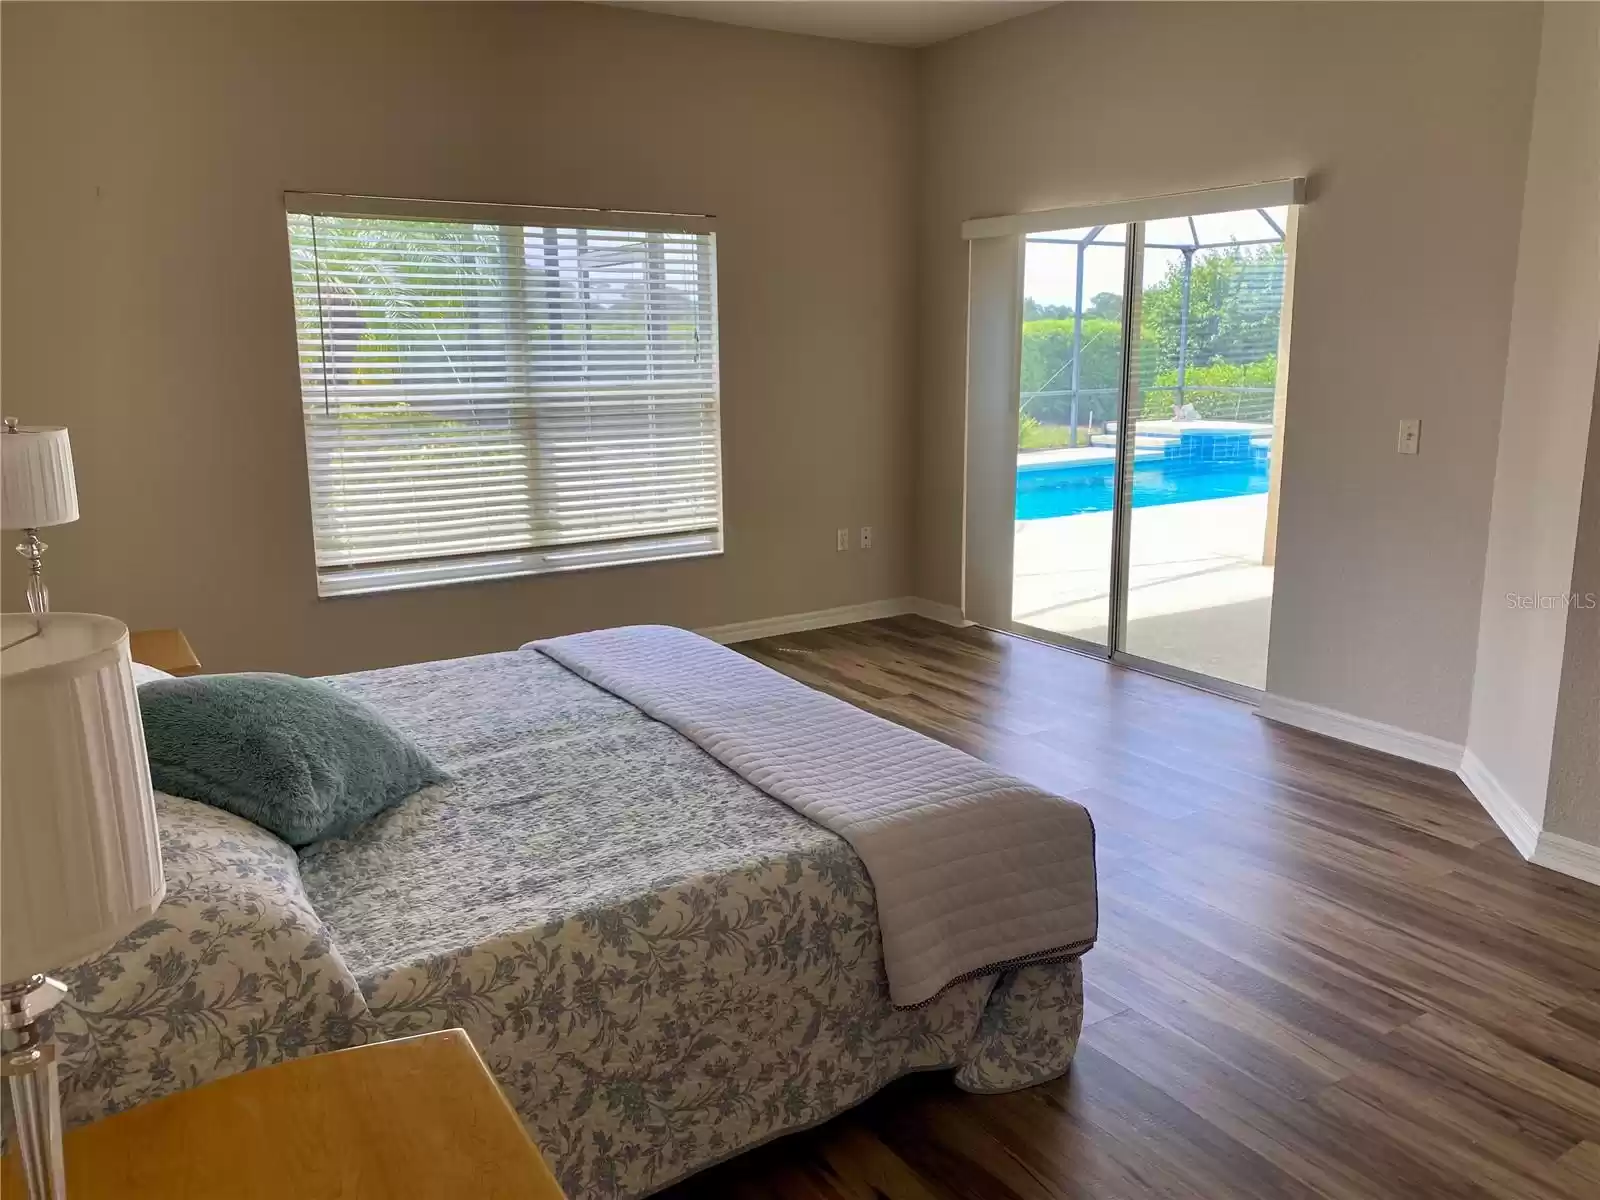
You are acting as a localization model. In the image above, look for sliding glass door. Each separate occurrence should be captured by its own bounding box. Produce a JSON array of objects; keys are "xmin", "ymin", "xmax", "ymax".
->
[{"xmin": 1008, "ymin": 204, "xmax": 1294, "ymax": 695}]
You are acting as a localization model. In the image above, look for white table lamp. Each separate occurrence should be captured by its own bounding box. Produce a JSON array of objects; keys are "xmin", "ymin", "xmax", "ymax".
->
[
  {"xmin": 2, "ymin": 613, "xmax": 165, "ymax": 1200},
  {"xmin": 2, "ymin": 419, "xmax": 80, "ymax": 614}
]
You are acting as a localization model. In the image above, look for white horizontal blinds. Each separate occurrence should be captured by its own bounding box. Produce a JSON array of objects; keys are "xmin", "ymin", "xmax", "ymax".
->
[{"xmin": 288, "ymin": 209, "xmax": 721, "ymax": 596}]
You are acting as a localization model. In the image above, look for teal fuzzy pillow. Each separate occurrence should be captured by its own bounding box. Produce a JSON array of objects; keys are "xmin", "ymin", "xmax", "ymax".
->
[{"xmin": 137, "ymin": 673, "xmax": 447, "ymax": 847}]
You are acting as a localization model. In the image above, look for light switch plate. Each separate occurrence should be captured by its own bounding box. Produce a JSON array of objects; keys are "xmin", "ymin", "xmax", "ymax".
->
[{"xmin": 1398, "ymin": 419, "xmax": 1421, "ymax": 455}]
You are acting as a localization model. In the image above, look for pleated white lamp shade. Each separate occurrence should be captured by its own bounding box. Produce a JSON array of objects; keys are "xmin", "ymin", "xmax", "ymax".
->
[
  {"xmin": 1, "ymin": 613, "xmax": 165, "ymax": 981},
  {"xmin": 2, "ymin": 424, "xmax": 79, "ymax": 529}
]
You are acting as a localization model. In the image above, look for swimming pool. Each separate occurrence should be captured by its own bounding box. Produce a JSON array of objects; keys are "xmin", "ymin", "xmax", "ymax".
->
[{"xmin": 1015, "ymin": 456, "xmax": 1270, "ymax": 521}]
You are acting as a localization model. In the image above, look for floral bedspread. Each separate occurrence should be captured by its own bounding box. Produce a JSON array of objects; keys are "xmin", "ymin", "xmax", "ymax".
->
[
  {"xmin": 301, "ymin": 650, "xmax": 1085, "ymax": 1198},
  {"xmin": 46, "ymin": 795, "xmax": 378, "ymax": 1129}
]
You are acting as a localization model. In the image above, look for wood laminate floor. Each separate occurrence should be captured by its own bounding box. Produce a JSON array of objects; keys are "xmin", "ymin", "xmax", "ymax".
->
[{"xmin": 661, "ymin": 616, "xmax": 1600, "ymax": 1200}]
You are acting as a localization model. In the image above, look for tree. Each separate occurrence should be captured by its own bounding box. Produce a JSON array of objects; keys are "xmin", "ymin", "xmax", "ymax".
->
[
  {"xmin": 1138, "ymin": 243, "xmax": 1285, "ymax": 385},
  {"xmin": 1023, "ymin": 298, "xmax": 1072, "ymax": 321},
  {"xmin": 1086, "ymin": 292, "xmax": 1123, "ymax": 322}
]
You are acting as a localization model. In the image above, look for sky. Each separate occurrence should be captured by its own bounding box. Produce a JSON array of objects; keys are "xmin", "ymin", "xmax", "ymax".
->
[{"xmin": 1023, "ymin": 206, "xmax": 1287, "ymax": 311}]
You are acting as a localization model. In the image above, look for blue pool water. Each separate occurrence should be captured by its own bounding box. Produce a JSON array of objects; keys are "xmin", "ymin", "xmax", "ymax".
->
[{"xmin": 1016, "ymin": 457, "xmax": 1270, "ymax": 521}]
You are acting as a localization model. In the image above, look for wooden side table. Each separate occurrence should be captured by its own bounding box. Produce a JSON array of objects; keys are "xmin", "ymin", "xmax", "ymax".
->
[
  {"xmin": 128, "ymin": 628, "xmax": 201, "ymax": 676},
  {"xmin": 1, "ymin": 1030, "xmax": 566, "ymax": 1199}
]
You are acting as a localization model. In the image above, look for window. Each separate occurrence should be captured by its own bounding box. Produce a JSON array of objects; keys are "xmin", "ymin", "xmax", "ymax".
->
[{"xmin": 286, "ymin": 195, "xmax": 722, "ymax": 597}]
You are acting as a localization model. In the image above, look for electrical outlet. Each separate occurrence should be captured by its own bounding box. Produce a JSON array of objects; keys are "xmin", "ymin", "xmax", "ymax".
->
[
  {"xmin": 1397, "ymin": 419, "xmax": 1421, "ymax": 455},
  {"xmin": 836, "ymin": 528, "xmax": 849, "ymax": 552},
  {"xmin": 859, "ymin": 526, "xmax": 873, "ymax": 550}
]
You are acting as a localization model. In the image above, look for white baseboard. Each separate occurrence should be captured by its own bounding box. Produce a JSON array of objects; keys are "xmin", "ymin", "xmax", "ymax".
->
[
  {"xmin": 905, "ymin": 597, "xmax": 968, "ymax": 626},
  {"xmin": 696, "ymin": 596, "xmax": 965, "ymax": 645},
  {"xmin": 1458, "ymin": 749, "xmax": 1542, "ymax": 858},
  {"xmin": 1532, "ymin": 831, "xmax": 1600, "ymax": 888},
  {"xmin": 1239, "ymin": 698, "xmax": 1600, "ymax": 885},
  {"xmin": 1456, "ymin": 752, "xmax": 1600, "ymax": 889},
  {"xmin": 1255, "ymin": 694, "xmax": 1465, "ymax": 771}
]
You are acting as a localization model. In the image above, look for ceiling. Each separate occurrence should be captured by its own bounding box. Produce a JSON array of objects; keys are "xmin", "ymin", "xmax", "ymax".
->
[{"xmin": 598, "ymin": 1, "xmax": 1059, "ymax": 48}]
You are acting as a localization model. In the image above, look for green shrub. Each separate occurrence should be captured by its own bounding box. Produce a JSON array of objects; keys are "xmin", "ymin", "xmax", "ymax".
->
[{"xmin": 1140, "ymin": 357, "xmax": 1277, "ymax": 420}]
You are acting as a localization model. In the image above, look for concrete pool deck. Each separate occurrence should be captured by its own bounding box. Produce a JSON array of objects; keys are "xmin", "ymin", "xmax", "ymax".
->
[{"xmin": 1012, "ymin": 493, "xmax": 1272, "ymax": 690}]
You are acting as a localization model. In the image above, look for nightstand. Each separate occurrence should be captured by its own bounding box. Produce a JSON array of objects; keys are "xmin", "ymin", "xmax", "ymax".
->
[
  {"xmin": 0, "ymin": 1030, "xmax": 566, "ymax": 1198},
  {"xmin": 128, "ymin": 628, "xmax": 201, "ymax": 676}
]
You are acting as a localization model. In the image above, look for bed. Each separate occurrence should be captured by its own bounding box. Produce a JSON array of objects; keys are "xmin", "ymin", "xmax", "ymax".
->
[{"xmin": 47, "ymin": 628, "xmax": 1097, "ymax": 1198}]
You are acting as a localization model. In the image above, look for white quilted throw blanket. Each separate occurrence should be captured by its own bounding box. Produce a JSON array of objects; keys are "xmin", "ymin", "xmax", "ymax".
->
[{"xmin": 530, "ymin": 625, "xmax": 1098, "ymax": 1008}]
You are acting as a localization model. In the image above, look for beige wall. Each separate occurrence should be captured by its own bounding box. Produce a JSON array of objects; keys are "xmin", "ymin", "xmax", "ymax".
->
[
  {"xmin": 1465, "ymin": 0, "xmax": 1600, "ymax": 832},
  {"xmin": 1544, "ymin": 355, "xmax": 1600, "ymax": 845},
  {"xmin": 917, "ymin": 2, "xmax": 1541, "ymax": 742},
  {"xmin": 1, "ymin": 2, "xmax": 917, "ymax": 674}
]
